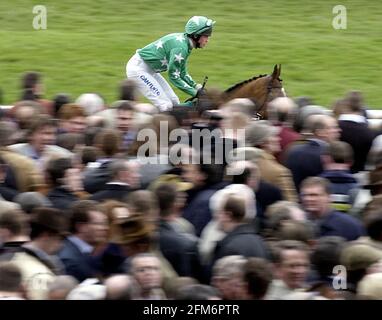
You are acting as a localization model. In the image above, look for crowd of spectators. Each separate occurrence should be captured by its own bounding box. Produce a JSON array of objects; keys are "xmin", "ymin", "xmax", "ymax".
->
[{"xmin": 1, "ymin": 72, "xmax": 382, "ymax": 300}]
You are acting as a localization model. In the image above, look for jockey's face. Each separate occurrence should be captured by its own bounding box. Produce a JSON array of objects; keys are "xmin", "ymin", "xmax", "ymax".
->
[{"xmin": 198, "ymin": 35, "xmax": 210, "ymax": 48}]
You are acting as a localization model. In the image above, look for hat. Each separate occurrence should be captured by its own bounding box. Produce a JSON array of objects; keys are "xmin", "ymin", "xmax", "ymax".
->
[
  {"xmin": 357, "ymin": 273, "xmax": 382, "ymax": 299},
  {"xmin": 341, "ymin": 242, "xmax": 382, "ymax": 271},
  {"xmin": 115, "ymin": 215, "xmax": 155, "ymax": 245},
  {"xmin": 365, "ymin": 166, "xmax": 382, "ymax": 189},
  {"xmin": 245, "ymin": 121, "xmax": 280, "ymax": 147},
  {"xmin": 148, "ymin": 174, "xmax": 193, "ymax": 193}
]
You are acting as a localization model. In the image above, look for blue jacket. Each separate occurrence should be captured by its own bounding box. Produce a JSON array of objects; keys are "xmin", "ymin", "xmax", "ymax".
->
[
  {"xmin": 317, "ymin": 211, "xmax": 365, "ymax": 241},
  {"xmin": 285, "ymin": 139, "xmax": 325, "ymax": 191},
  {"xmin": 58, "ymin": 238, "xmax": 100, "ymax": 282}
]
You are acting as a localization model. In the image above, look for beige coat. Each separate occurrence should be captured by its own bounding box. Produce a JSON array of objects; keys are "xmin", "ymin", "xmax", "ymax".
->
[
  {"xmin": 256, "ymin": 150, "xmax": 298, "ymax": 202},
  {"xmin": 0, "ymin": 148, "xmax": 43, "ymax": 192},
  {"xmin": 10, "ymin": 252, "xmax": 56, "ymax": 300}
]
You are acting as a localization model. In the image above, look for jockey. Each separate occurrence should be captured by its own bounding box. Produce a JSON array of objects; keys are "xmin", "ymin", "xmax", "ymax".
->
[{"xmin": 126, "ymin": 16, "xmax": 215, "ymax": 112}]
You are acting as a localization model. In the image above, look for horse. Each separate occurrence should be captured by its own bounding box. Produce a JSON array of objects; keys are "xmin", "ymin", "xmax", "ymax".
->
[{"xmin": 196, "ymin": 64, "xmax": 286, "ymax": 119}]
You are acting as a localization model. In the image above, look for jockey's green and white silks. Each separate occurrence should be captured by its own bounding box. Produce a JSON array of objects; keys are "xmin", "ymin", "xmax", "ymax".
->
[{"xmin": 137, "ymin": 33, "xmax": 198, "ymax": 97}]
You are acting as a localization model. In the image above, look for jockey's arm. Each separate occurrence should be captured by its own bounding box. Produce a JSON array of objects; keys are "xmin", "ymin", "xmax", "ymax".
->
[{"xmin": 168, "ymin": 48, "xmax": 197, "ymax": 97}]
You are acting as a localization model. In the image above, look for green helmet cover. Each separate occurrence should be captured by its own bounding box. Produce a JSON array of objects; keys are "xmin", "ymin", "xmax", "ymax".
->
[{"xmin": 185, "ymin": 16, "xmax": 216, "ymax": 36}]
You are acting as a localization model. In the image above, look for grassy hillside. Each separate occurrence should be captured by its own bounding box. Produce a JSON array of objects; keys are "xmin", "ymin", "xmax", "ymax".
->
[{"xmin": 1, "ymin": 0, "xmax": 382, "ymax": 107}]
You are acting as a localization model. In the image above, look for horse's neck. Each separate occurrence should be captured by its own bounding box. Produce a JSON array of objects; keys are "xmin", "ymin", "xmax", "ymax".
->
[{"xmin": 225, "ymin": 78, "xmax": 268, "ymax": 102}]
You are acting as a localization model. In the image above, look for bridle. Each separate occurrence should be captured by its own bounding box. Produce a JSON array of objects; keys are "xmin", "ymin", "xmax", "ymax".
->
[{"xmin": 254, "ymin": 76, "xmax": 283, "ymax": 120}]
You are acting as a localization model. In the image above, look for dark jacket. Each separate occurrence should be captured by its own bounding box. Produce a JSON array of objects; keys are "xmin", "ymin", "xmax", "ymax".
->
[
  {"xmin": 285, "ymin": 139, "xmax": 325, "ymax": 191},
  {"xmin": 89, "ymin": 183, "xmax": 130, "ymax": 202},
  {"xmin": 316, "ymin": 210, "xmax": 365, "ymax": 241},
  {"xmin": 83, "ymin": 160, "xmax": 113, "ymax": 194},
  {"xmin": 339, "ymin": 120, "xmax": 376, "ymax": 173},
  {"xmin": 255, "ymin": 180, "xmax": 284, "ymax": 231},
  {"xmin": 159, "ymin": 220, "xmax": 200, "ymax": 278},
  {"xmin": 47, "ymin": 186, "xmax": 79, "ymax": 212},
  {"xmin": 58, "ymin": 238, "xmax": 99, "ymax": 282},
  {"xmin": 320, "ymin": 170, "xmax": 360, "ymax": 212},
  {"xmin": 212, "ymin": 223, "xmax": 269, "ymax": 263},
  {"xmin": 183, "ymin": 183, "xmax": 225, "ymax": 237}
]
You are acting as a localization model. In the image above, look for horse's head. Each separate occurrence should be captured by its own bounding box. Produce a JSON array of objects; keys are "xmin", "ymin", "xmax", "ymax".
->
[
  {"xmin": 267, "ymin": 64, "xmax": 285, "ymax": 101},
  {"xmin": 221, "ymin": 64, "xmax": 286, "ymax": 119}
]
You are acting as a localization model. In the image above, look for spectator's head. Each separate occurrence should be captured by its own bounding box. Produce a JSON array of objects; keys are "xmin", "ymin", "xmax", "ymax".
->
[
  {"xmin": 28, "ymin": 115, "xmax": 56, "ymax": 153},
  {"xmin": 304, "ymin": 114, "xmax": 340, "ymax": 142},
  {"xmin": 108, "ymin": 159, "xmax": 140, "ymax": 188},
  {"xmin": 130, "ymin": 253, "xmax": 162, "ymax": 295},
  {"xmin": 210, "ymin": 184, "xmax": 256, "ymax": 223},
  {"xmin": 267, "ymin": 97, "xmax": 298, "ymax": 126},
  {"xmin": 182, "ymin": 163, "xmax": 223, "ymax": 189},
  {"xmin": 56, "ymin": 133, "xmax": 84, "ymax": 153},
  {"xmin": 216, "ymin": 194, "xmax": 246, "ymax": 232},
  {"xmin": 0, "ymin": 210, "xmax": 30, "ymax": 243},
  {"xmin": 265, "ymin": 201, "xmax": 307, "ymax": 240},
  {"xmin": 345, "ymin": 90, "xmax": 364, "ymax": 114},
  {"xmin": 21, "ymin": 71, "xmax": 42, "ymax": 99},
  {"xmin": 276, "ymin": 220, "xmax": 315, "ymax": 245},
  {"xmin": 271, "ymin": 240, "xmax": 310, "ymax": 290},
  {"xmin": 245, "ymin": 120, "xmax": 281, "ymax": 154},
  {"xmin": 243, "ymin": 257, "xmax": 273, "ymax": 300},
  {"xmin": 154, "ymin": 183, "xmax": 178, "ymax": 219},
  {"xmin": 47, "ymin": 275, "xmax": 79, "ymax": 300},
  {"xmin": 311, "ymin": 236, "xmax": 346, "ymax": 281},
  {"xmin": 226, "ymin": 160, "xmax": 260, "ymax": 190},
  {"xmin": 98, "ymin": 200, "xmax": 130, "ymax": 242},
  {"xmin": 66, "ymin": 280, "xmax": 106, "ymax": 300},
  {"xmin": 94, "ymin": 129, "xmax": 121, "ymax": 158},
  {"xmin": 357, "ymin": 273, "xmax": 382, "ymax": 299},
  {"xmin": 69, "ymin": 200, "xmax": 108, "ymax": 246},
  {"xmin": 0, "ymin": 121, "xmax": 17, "ymax": 147},
  {"xmin": 104, "ymin": 274, "xmax": 139, "ymax": 300},
  {"xmin": 52, "ymin": 93, "xmax": 71, "ymax": 117},
  {"xmin": 212, "ymin": 255, "xmax": 247, "ymax": 300},
  {"xmin": 116, "ymin": 101, "xmax": 135, "ymax": 134},
  {"xmin": 46, "ymin": 157, "xmax": 81, "ymax": 192},
  {"xmin": 79, "ymin": 146, "xmax": 98, "ymax": 166},
  {"xmin": 117, "ymin": 214, "xmax": 154, "ymax": 257},
  {"xmin": 323, "ymin": 140, "xmax": 353, "ymax": 169},
  {"xmin": 13, "ymin": 101, "xmax": 42, "ymax": 131},
  {"xmin": 0, "ymin": 262, "xmax": 24, "ymax": 298},
  {"xmin": 175, "ymin": 284, "xmax": 220, "ymax": 300},
  {"xmin": 119, "ymin": 79, "xmax": 139, "ymax": 101},
  {"xmin": 126, "ymin": 190, "xmax": 159, "ymax": 224},
  {"xmin": 29, "ymin": 207, "xmax": 67, "ymax": 254},
  {"xmin": 14, "ymin": 192, "xmax": 51, "ymax": 215},
  {"xmin": 341, "ymin": 242, "xmax": 382, "ymax": 289},
  {"xmin": 300, "ymin": 177, "xmax": 332, "ymax": 218},
  {"xmin": 75, "ymin": 93, "xmax": 105, "ymax": 116},
  {"xmin": 332, "ymin": 98, "xmax": 349, "ymax": 118},
  {"xmin": 58, "ymin": 103, "xmax": 87, "ymax": 134}
]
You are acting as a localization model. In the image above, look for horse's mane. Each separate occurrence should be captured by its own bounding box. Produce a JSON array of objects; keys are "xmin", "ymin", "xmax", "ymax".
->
[{"xmin": 224, "ymin": 74, "xmax": 268, "ymax": 93}]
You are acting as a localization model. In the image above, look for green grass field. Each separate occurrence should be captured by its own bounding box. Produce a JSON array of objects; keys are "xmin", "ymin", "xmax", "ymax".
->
[{"xmin": 1, "ymin": 0, "xmax": 382, "ymax": 108}]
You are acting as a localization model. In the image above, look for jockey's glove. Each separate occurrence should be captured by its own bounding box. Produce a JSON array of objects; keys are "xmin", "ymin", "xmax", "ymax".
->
[{"xmin": 196, "ymin": 88, "xmax": 206, "ymax": 98}]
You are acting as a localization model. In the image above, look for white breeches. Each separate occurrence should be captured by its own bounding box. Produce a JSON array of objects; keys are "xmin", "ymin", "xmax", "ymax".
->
[{"xmin": 126, "ymin": 53, "xmax": 180, "ymax": 112}]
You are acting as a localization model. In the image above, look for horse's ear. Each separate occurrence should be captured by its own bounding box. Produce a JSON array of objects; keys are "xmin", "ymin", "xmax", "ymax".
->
[
  {"xmin": 272, "ymin": 65, "xmax": 278, "ymax": 79},
  {"xmin": 277, "ymin": 64, "xmax": 281, "ymax": 78}
]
